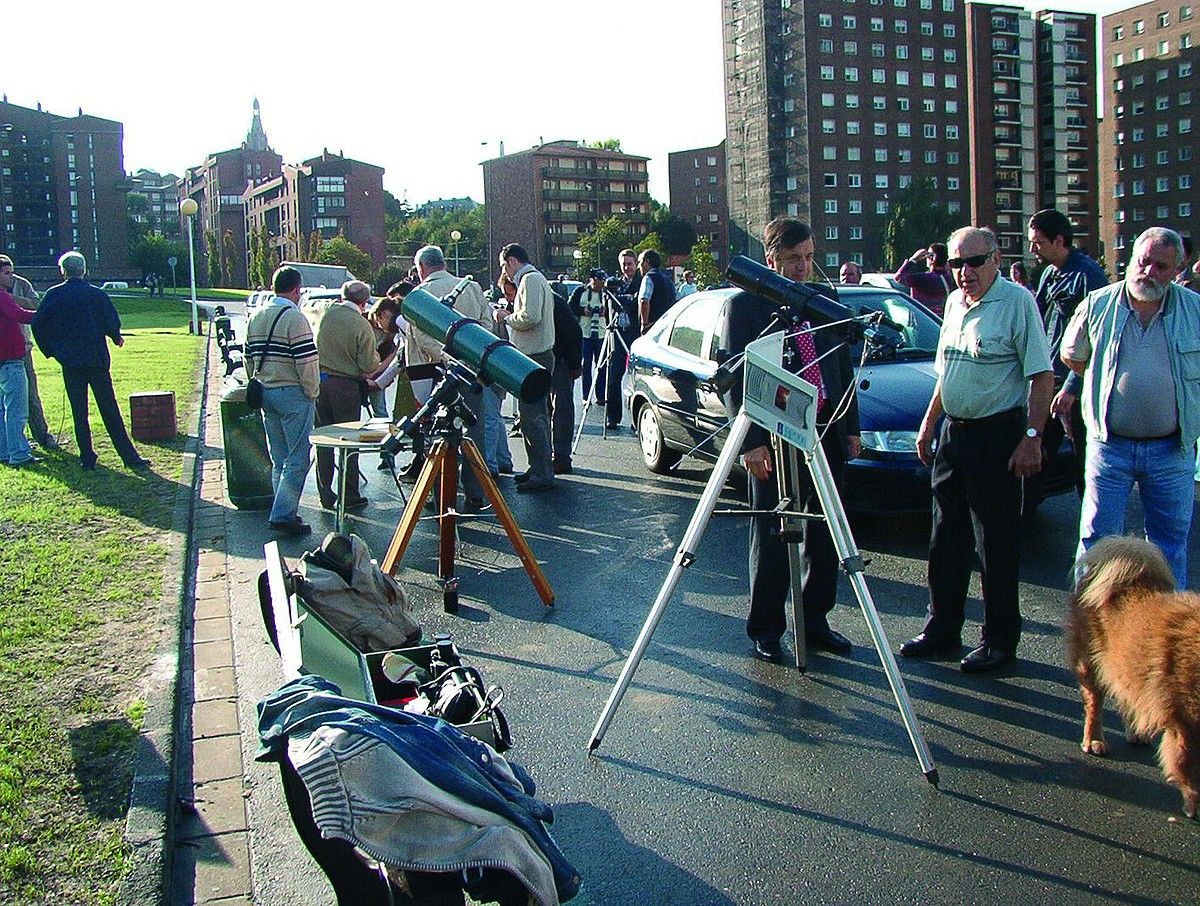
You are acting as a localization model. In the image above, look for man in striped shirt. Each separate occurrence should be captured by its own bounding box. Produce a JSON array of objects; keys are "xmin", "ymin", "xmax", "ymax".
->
[{"xmin": 246, "ymin": 266, "xmax": 320, "ymax": 536}]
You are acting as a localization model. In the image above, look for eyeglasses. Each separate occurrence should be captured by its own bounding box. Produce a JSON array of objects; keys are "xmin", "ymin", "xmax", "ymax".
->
[{"xmin": 947, "ymin": 252, "xmax": 994, "ymax": 269}]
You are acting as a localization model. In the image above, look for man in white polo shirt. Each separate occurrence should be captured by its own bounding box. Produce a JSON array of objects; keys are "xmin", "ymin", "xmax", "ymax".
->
[{"xmin": 901, "ymin": 226, "xmax": 1054, "ymax": 673}]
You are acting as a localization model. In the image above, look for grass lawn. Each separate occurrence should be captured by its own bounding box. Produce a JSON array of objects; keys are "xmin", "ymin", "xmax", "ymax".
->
[
  {"xmin": 0, "ymin": 299, "xmax": 204, "ymax": 904},
  {"xmin": 109, "ymin": 286, "xmax": 250, "ymax": 304}
]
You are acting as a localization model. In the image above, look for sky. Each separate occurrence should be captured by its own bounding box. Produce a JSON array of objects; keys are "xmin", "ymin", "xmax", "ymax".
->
[{"xmin": 5, "ymin": 0, "xmax": 1138, "ymax": 209}]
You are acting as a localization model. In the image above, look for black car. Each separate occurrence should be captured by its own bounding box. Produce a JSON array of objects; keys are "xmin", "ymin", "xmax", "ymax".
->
[{"xmin": 622, "ymin": 285, "xmax": 1075, "ymax": 513}]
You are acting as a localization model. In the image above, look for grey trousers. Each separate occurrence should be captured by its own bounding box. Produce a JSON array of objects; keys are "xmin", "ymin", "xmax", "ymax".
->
[
  {"xmin": 550, "ymin": 360, "xmax": 575, "ymax": 465},
  {"xmin": 23, "ymin": 350, "xmax": 50, "ymax": 441},
  {"xmin": 518, "ymin": 349, "xmax": 556, "ymax": 483}
]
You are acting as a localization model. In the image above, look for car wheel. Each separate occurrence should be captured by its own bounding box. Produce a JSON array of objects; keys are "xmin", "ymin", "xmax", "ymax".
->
[{"xmin": 638, "ymin": 404, "xmax": 681, "ymax": 473}]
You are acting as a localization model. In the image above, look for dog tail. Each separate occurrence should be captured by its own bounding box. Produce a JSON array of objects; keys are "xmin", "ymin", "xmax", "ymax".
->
[{"xmin": 1074, "ymin": 536, "xmax": 1176, "ymax": 611}]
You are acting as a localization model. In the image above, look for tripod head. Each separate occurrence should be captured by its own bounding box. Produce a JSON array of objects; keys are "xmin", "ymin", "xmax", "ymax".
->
[{"xmin": 382, "ymin": 360, "xmax": 479, "ymax": 455}]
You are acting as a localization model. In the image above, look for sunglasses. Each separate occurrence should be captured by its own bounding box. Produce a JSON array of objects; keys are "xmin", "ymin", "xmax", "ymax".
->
[{"xmin": 947, "ymin": 252, "xmax": 994, "ymax": 269}]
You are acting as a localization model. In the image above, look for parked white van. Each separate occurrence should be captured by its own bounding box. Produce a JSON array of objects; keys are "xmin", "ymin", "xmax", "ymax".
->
[{"xmin": 100, "ymin": 281, "xmax": 130, "ymax": 292}]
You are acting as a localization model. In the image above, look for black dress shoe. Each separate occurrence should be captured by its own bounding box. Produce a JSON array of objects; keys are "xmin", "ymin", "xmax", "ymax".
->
[
  {"xmin": 899, "ymin": 633, "xmax": 962, "ymax": 659},
  {"xmin": 514, "ymin": 471, "xmax": 533, "ymax": 484},
  {"xmin": 808, "ymin": 626, "xmax": 853, "ymax": 655},
  {"xmin": 553, "ymin": 461, "xmax": 573, "ymax": 475},
  {"xmin": 268, "ymin": 517, "xmax": 312, "ymax": 537},
  {"xmin": 343, "ymin": 496, "xmax": 369, "ymax": 512},
  {"xmin": 124, "ymin": 457, "xmax": 152, "ymax": 471},
  {"xmin": 960, "ymin": 645, "xmax": 1014, "ymax": 673},
  {"xmin": 319, "ymin": 494, "xmax": 338, "ymax": 511},
  {"xmin": 516, "ymin": 479, "xmax": 554, "ymax": 493},
  {"xmin": 752, "ymin": 638, "xmax": 784, "ymax": 662}
]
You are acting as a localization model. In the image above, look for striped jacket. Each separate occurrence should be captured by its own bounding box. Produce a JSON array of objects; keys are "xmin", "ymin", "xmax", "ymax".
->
[{"xmin": 245, "ymin": 298, "xmax": 320, "ymax": 400}]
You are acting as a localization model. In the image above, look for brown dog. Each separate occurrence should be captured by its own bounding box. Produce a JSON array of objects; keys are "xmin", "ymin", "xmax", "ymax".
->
[{"xmin": 1066, "ymin": 535, "xmax": 1200, "ymax": 819}]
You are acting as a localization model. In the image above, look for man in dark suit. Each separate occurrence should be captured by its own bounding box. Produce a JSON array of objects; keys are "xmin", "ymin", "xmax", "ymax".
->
[{"xmin": 725, "ymin": 218, "xmax": 860, "ymax": 663}]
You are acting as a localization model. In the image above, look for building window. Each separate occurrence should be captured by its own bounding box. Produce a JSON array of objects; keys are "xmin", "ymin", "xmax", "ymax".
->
[
  {"xmin": 1159, "ymin": 11, "xmax": 1171, "ymax": 26},
  {"xmin": 942, "ymin": 0, "xmax": 953, "ymax": 9},
  {"xmin": 847, "ymin": 94, "xmax": 860, "ymax": 108},
  {"xmin": 825, "ymin": 199, "xmax": 839, "ymax": 213},
  {"xmin": 896, "ymin": 71, "xmax": 909, "ymax": 85},
  {"xmin": 821, "ymin": 65, "xmax": 835, "ymax": 80},
  {"xmin": 846, "ymin": 66, "xmax": 860, "ymax": 81},
  {"xmin": 876, "ymin": 174, "xmax": 889, "ymax": 188},
  {"xmin": 826, "ymin": 226, "xmax": 839, "ymax": 240},
  {"xmin": 924, "ymin": 150, "xmax": 938, "ymax": 163},
  {"xmin": 1158, "ymin": 95, "xmax": 1170, "ymax": 110},
  {"xmin": 898, "ymin": 97, "xmax": 910, "ymax": 111},
  {"xmin": 1182, "ymin": 203, "xmax": 1194, "ymax": 217},
  {"xmin": 819, "ymin": 12, "xmax": 833, "ymax": 26},
  {"xmin": 922, "ymin": 47, "xmax": 935, "ymax": 61},
  {"xmin": 845, "ymin": 40, "xmax": 859, "ymax": 54},
  {"xmin": 944, "ymin": 23, "xmax": 955, "ymax": 37},
  {"xmin": 849, "ymin": 199, "xmax": 863, "ymax": 213},
  {"xmin": 872, "ymin": 42, "xmax": 886, "ymax": 57},
  {"xmin": 873, "ymin": 68, "xmax": 887, "ymax": 83},
  {"xmin": 874, "ymin": 122, "xmax": 888, "ymax": 135},
  {"xmin": 824, "ymin": 174, "xmax": 838, "ymax": 188},
  {"xmin": 898, "ymin": 149, "xmax": 912, "ymax": 162},
  {"xmin": 850, "ymin": 227, "xmax": 864, "ymax": 240},
  {"xmin": 947, "ymin": 177, "xmax": 960, "ymax": 190},
  {"xmin": 874, "ymin": 95, "xmax": 887, "ymax": 109},
  {"xmin": 1182, "ymin": 147, "xmax": 1194, "ymax": 161},
  {"xmin": 1183, "ymin": 6, "xmax": 1194, "ymax": 21},
  {"xmin": 945, "ymin": 74, "xmax": 958, "ymax": 88},
  {"xmin": 922, "ymin": 72, "xmax": 936, "ymax": 87},
  {"xmin": 1159, "ymin": 40, "xmax": 1171, "ymax": 55},
  {"xmin": 898, "ymin": 122, "xmax": 911, "ymax": 136},
  {"xmin": 847, "ymin": 120, "xmax": 862, "ymax": 134},
  {"xmin": 947, "ymin": 151, "xmax": 959, "ymax": 164},
  {"xmin": 786, "ymin": 176, "xmax": 798, "ymax": 190},
  {"xmin": 877, "ymin": 200, "xmax": 890, "ymax": 214},
  {"xmin": 843, "ymin": 15, "xmax": 856, "ymax": 27},
  {"xmin": 823, "ymin": 145, "xmax": 838, "ymax": 159},
  {"xmin": 870, "ymin": 17, "xmax": 884, "ymax": 30},
  {"xmin": 875, "ymin": 148, "xmax": 888, "ymax": 161},
  {"xmin": 1134, "ymin": 128, "xmax": 1145, "ymax": 141},
  {"xmin": 1134, "ymin": 19, "xmax": 1145, "ymax": 33},
  {"xmin": 1182, "ymin": 118, "xmax": 1194, "ymax": 133},
  {"xmin": 826, "ymin": 253, "xmax": 840, "ymax": 268},
  {"xmin": 1182, "ymin": 175, "xmax": 1194, "ymax": 189},
  {"xmin": 946, "ymin": 100, "xmax": 958, "ymax": 114},
  {"xmin": 848, "ymin": 173, "xmax": 862, "ymax": 187},
  {"xmin": 1158, "ymin": 122, "xmax": 1170, "ymax": 137},
  {"xmin": 946, "ymin": 125, "xmax": 959, "ymax": 139},
  {"xmin": 896, "ymin": 20, "xmax": 909, "ymax": 34},
  {"xmin": 1181, "ymin": 62, "xmax": 1194, "ymax": 77},
  {"xmin": 1133, "ymin": 180, "xmax": 1146, "ymax": 195},
  {"xmin": 821, "ymin": 93, "xmax": 836, "ymax": 107},
  {"xmin": 848, "ymin": 147, "xmax": 862, "ymax": 160},
  {"xmin": 923, "ymin": 124, "xmax": 937, "ymax": 138},
  {"xmin": 1114, "ymin": 25, "xmax": 1125, "ymax": 39},
  {"xmin": 1158, "ymin": 150, "xmax": 1171, "ymax": 164},
  {"xmin": 784, "ymin": 99, "xmax": 795, "ymax": 112}
]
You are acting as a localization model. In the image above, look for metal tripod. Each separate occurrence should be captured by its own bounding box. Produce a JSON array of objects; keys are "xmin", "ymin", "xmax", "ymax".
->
[
  {"xmin": 587, "ymin": 408, "xmax": 939, "ymax": 785},
  {"xmin": 571, "ymin": 295, "xmax": 633, "ymax": 454}
]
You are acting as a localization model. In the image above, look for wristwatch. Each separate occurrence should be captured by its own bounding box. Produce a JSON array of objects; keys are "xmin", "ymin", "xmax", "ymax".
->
[{"xmin": 1025, "ymin": 427, "xmax": 1041, "ymax": 439}]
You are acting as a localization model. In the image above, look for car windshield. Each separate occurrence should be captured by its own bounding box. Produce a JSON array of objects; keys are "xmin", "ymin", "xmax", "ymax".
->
[{"xmin": 843, "ymin": 289, "xmax": 940, "ymax": 361}]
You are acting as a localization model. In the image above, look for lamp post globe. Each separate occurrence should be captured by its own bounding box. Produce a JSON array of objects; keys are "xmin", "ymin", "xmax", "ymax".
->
[
  {"xmin": 179, "ymin": 198, "xmax": 200, "ymax": 334},
  {"xmin": 450, "ymin": 229, "xmax": 462, "ymax": 274}
]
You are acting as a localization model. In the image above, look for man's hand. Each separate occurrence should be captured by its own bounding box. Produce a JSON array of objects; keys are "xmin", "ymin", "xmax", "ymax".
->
[
  {"xmin": 1008, "ymin": 436, "xmax": 1044, "ymax": 477},
  {"xmin": 910, "ymin": 249, "xmax": 931, "ymax": 264},
  {"xmin": 114, "ymin": 335, "xmax": 125, "ymax": 348},
  {"xmin": 743, "ymin": 445, "xmax": 773, "ymax": 481},
  {"xmin": 495, "ymin": 308, "xmax": 509, "ymax": 322},
  {"xmin": 570, "ymin": 369, "xmax": 582, "ymax": 381},
  {"xmin": 1051, "ymin": 389, "xmax": 1077, "ymax": 441},
  {"xmin": 846, "ymin": 435, "xmax": 861, "ymax": 459},
  {"xmin": 916, "ymin": 421, "xmax": 937, "ymax": 467}
]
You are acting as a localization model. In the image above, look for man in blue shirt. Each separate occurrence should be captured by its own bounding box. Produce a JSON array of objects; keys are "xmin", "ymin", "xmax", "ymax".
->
[
  {"xmin": 1027, "ymin": 209, "xmax": 1109, "ymax": 502},
  {"xmin": 32, "ymin": 252, "xmax": 150, "ymax": 472}
]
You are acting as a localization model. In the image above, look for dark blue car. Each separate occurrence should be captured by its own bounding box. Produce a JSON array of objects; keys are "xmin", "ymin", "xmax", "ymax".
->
[{"xmin": 621, "ymin": 286, "xmax": 943, "ymax": 512}]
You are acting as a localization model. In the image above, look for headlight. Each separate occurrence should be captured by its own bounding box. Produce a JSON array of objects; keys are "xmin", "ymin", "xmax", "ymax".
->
[{"xmin": 860, "ymin": 430, "xmax": 919, "ymax": 453}]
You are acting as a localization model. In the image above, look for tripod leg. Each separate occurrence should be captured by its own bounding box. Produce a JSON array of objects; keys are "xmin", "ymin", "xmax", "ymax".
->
[
  {"xmin": 573, "ymin": 327, "xmax": 616, "ymax": 453},
  {"xmin": 462, "ymin": 439, "xmax": 555, "ymax": 607},
  {"xmin": 381, "ymin": 441, "xmax": 447, "ymax": 576},
  {"xmin": 779, "ymin": 442, "xmax": 807, "ymax": 673},
  {"xmin": 807, "ymin": 443, "xmax": 939, "ymax": 784},
  {"xmin": 589, "ymin": 412, "xmax": 753, "ymax": 753},
  {"xmin": 438, "ymin": 443, "xmax": 459, "ymax": 586}
]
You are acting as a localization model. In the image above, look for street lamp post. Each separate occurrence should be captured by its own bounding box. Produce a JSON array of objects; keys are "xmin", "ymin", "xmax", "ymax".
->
[
  {"xmin": 573, "ymin": 248, "xmax": 583, "ymax": 278},
  {"xmin": 180, "ymin": 198, "xmax": 199, "ymax": 334},
  {"xmin": 450, "ymin": 229, "xmax": 462, "ymax": 274}
]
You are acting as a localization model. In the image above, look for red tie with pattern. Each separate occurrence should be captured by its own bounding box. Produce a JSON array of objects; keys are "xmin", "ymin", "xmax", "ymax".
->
[{"xmin": 793, "ymin": 321, "xmax": 826, "ymax": 411}]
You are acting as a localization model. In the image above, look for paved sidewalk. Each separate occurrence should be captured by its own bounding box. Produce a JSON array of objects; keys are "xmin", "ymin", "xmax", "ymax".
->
[{"xmin": 171, "ymin": 345, "xmax": 253, "ymax": 904}]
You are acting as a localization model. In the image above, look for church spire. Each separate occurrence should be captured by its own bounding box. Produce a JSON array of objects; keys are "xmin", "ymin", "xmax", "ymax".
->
[{"xmin": 245, "ymin": 98, "xmax": 270, "ymax": 152}]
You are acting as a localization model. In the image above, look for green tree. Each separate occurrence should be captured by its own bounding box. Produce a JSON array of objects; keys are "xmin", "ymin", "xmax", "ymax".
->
[
  {"xmin": 204, "ymin": 229, "xmax": 221, "ymax": 287},
  {"xmin": 584, "ymin": 138, "xmax": 623, "ymax": 151},
  {"xmin": 318, "ymin": 235, "xmax": 375, "ymax": 282},
  {"xmin": 574, "ymin": 215, "xmax": 632, "ymax": 280},
  {"xmin": 248, "ymin": 229, "xmax": 261, "ymax": 288},
  {"xmin": 221, "ymin": 228, "xmax": 237, "ymax": 287},
  {"xmin": 634, "ymin": 231, "xmax": 665, "ymax": 256},
  {"xmin": 386, "ymin": 204, "xmax": 487, "ymax": 276},
  {"xmin": 254, "ymin": 225, "xmax": 274, "ymax": 288},
  {"xmin": 688, "ymin": 236, "xmax": 721, "ymax": 290},
  {"xmin": 306, "ymin": 230, "xmax": 325, "ymax": 262},
  {"xmin": 881, "ymin": 178, "xmax": 964, "ymax": 270},
  {"xmin": 648, "ymin": 201, "xmax": 698, "ymax": 257},
  {"xmin": 372, "ymin": 262, "xmax": 410, "ymax": 294},
  {"xmin": 129, "ymin": 232, "xmax": 187, "ymax": 283}
]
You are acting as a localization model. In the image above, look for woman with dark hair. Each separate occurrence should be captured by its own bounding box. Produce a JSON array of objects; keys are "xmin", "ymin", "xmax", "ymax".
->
[
  {"xmin": 1009, "ymin": 261, "xmax": 1033, "ymax": 292},
  {"xmin": 366, "ymin": 296, "xmax": 403, "ymax": 419}
]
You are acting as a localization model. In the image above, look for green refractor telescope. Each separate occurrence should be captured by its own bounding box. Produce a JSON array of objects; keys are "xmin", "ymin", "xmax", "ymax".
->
[{"xmin": 401, "ymin": 278, "xmax": 550, "ymax": 402}]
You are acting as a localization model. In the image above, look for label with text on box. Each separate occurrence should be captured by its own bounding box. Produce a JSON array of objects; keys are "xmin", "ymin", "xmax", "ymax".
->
[{"xmin": 743, "ymin": 331, "xmax": 818, "ymax": 454}]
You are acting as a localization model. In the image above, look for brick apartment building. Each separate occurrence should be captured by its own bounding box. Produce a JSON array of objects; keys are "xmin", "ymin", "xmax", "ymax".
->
[
  {"xmin": 482, "ymin": 140, "xmax": 651, "ymax": 280},
  {"xmin": 178, "ymin": 100, "xmax": 283, "ymax": 288},
  {"xmin": 722, "ymin": 0, "xmax": 1099, "ymax": 274},
  {"xmin": 1100, "ymin": 0, "xmax": 1198, "ymax": 273},
  {"xmin": 128, "ymin": 168, "xmax": 182, "ymax": 241},
  {"xmin": 244, "ymin": 150, "xmax": 387, "ymax": 275},
  {"xmin": 0, "ymin": 97, "xmax": 129, "ymax": 282},
  {"xmin": 668, "ymin": 141, "xmax": 730, "ymax": 270}
]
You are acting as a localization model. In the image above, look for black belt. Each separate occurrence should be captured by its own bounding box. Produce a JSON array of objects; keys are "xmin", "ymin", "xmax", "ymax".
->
[{"xmin": 946, "ymin": 406, "xmax": 1023, "ymax": 426}]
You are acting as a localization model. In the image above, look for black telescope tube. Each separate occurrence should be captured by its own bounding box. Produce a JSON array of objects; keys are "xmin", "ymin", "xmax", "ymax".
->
[
  {"xmin": 400, "ymin": 285, "xmax": 551, "ymax": 403},
  {"xmin": 726, "ymin": 255, "xmax": 853, "ymax": 327}
]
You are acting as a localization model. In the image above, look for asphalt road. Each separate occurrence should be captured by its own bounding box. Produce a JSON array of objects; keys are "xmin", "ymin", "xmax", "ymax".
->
[{"xmin": 220, "ymin": 392, "xmax": 1200, "ymax": 905}]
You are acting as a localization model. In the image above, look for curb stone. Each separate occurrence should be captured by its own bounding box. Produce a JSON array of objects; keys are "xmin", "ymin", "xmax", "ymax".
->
[{"xmin": 117, "ymin": 322, "xmax": 212, "ymax": 906}]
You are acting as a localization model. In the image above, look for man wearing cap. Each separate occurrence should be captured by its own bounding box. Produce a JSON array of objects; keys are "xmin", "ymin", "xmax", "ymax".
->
[
  {"xmin": 569, "ymin": 269, "xmax": 608, "ymax": 403},
  {"xmin": 902, "ymin": 227, "xmax": 1053, "ymax": 673}
]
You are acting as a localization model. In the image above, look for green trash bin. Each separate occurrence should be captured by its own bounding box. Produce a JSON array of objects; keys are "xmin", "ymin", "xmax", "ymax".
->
[{"xmin": 220, "ymin": 382, "xmax": 275, "ymax": 510}]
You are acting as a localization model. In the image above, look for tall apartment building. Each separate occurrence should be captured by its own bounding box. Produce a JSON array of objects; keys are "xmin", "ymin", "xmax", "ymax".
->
[
  {"xmin": 723, "ymin": 0, "xmax": 1098, "ymax": 272},
  {"xmin": 178, "ymin": 100, "xmax": 283, "ymax": 287},
  {"xmin": 244, "ymin": 150, "xmax": 387, "ymax": 273},
  {"xmin": 1100, "ymin": 0, "xmax": 1198, "ymax": 273},
  {"xmin": 0, "ymin": 97, "xmax": 129, "ymax": 280},
  {"xmin": 723, "ymin": 0, "xmax": 971, "ymax": 273},
  {"xmin": 1035, "ymin": 10, "xmax": 1100, "ymax": 256},
  {"xmin": 128, "ymin": 168, "xmax": 182, "ymax": 241},
  {"xmin": 668, "ymin": 141, "xmax": 730, "ymax": 270},
  {"xmin": 482, "ymin": 140, "xmax": 651, "ymax": 279}
]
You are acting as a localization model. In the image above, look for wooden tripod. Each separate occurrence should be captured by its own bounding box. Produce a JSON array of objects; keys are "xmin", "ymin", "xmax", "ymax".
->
[{"xmin": 380, "ymin": 433, "xmax": 555, "ymax": 613}]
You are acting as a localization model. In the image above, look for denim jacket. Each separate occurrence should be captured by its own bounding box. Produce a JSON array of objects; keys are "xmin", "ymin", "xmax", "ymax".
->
[
  {"xmin": 257, "ymin": 675, "xmax": 581, "ymax": 904},
  {"xmin": 1065, "ymin": 281, "xmax": 1200, "ymax": 451}
]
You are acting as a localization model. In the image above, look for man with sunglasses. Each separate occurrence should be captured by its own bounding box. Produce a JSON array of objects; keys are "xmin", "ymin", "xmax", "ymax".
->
[{"xmin": 902, "ymin": 227, "xmax": 1053, "ymax": 673}]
